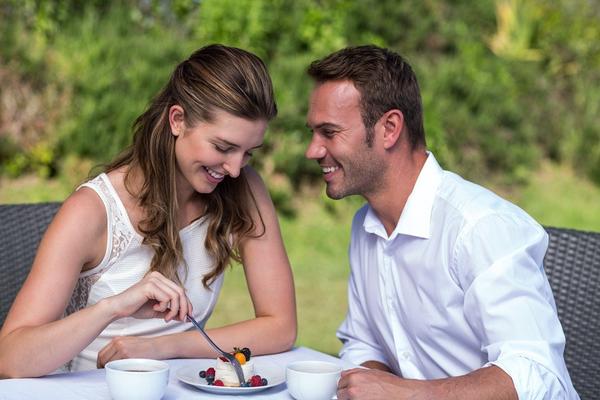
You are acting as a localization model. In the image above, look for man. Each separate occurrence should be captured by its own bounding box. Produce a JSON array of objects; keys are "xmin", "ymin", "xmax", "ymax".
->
[{"xmin": 305, "ymin": 45, "xmax": 578, "ymax": 399}]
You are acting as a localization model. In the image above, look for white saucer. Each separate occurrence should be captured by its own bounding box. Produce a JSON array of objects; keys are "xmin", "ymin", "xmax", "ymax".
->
[{"xmin": 176, "ymin": 358, "xmax": 285, "ymax": 395}]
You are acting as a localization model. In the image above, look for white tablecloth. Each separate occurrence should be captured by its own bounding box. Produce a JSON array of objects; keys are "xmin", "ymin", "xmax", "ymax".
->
[{"xmin": 0, "ymin": 347, "xmax": 355, "ymax": 399}]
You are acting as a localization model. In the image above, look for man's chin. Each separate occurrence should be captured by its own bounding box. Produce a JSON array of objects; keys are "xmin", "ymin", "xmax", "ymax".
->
[{"xmin": 325, "ymin": 185, "xmax": 347, "ymax": 200}]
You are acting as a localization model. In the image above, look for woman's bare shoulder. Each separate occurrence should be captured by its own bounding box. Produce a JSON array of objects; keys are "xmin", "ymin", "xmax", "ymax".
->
[{"xmin": 56, "ymin": 184, "xmax": 107, "ymax": 238}]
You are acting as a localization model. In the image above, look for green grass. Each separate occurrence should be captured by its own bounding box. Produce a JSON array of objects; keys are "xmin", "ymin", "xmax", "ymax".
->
[
  {"xmin": 1, "ymin": 161, "xmax": 599, "ymax": 355},
  {"xmin": 511, "ymin": 162, "xmax": 600, "ymax": 231},
  {"xmin": 206, "ymin": 194, "xmax": 358, "ymax": 356}
]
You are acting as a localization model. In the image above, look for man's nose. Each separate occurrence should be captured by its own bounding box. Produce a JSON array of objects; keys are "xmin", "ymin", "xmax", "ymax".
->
[{"xmin": 305, "ymin": 135, "xmax": 326, "ymax": 160}]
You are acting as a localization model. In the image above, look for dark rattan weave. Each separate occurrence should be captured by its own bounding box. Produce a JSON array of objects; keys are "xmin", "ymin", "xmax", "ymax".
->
[
  {"xmin": 0, "ymin": 204, "xmax": 598, "ymax": 397},
  {"xmin": 544, "ymin": 227, "xmax": 600, "ymax": 400},
  {"xmin": 0, "ymin": 203, "xmax": 60, "ymax": 328}
]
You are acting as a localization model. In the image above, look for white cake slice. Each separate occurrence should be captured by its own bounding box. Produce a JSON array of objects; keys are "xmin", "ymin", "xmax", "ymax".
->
[{"xmin": 214, "ymin": 357, "xmax": 254, "ymax": 387}]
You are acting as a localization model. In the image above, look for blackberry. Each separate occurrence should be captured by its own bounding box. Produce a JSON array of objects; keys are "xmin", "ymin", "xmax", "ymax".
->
[{"xmin": 241, "ymin": 347, "xmax": 251, "ymax": 361}]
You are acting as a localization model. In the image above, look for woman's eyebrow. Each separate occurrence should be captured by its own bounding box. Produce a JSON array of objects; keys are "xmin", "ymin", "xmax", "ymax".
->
[{"xmin": 217, "ymin": 138, "xmax": 263, "ymax": 150}]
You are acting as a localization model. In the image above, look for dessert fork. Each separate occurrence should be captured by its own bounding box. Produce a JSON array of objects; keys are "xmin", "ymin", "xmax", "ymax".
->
[{"xmin": 187, "ymin": 314, "xmax": 245, "ymax": 386}]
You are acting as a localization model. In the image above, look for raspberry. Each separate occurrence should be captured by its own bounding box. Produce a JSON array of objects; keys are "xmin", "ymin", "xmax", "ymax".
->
[
  {"xmin": 219, "ymin": 356, "xmax": 228, "ymax": 362},
  {"xmin": 250, "ymin": 375, "xmax": 262, "ymax": 387},
  {"xmin": 206, "ymin": 367, "xmax": 215, "ymax": 376},
  {"xmin": 213, "ymin": 379, "xmax": 224, "ymax": 386}
]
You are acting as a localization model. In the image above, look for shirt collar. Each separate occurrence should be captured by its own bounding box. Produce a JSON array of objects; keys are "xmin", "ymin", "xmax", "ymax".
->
[{"xmin": 363, "ymin": 152, "xmax": 443, "ymax": 240}]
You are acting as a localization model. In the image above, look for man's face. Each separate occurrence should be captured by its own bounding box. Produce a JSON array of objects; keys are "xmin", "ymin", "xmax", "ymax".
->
[{"xmin": 305, "ymin": 80, "xmax": 386, "ymax": 199}]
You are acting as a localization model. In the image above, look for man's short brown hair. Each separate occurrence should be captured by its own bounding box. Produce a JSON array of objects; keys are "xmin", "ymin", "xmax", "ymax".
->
[{"xmin": 308, "ymin": 45, "xmax": 425, "ymax": 149}]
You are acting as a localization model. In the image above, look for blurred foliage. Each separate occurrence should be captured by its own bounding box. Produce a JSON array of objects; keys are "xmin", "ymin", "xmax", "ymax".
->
[{"xmin": 1, "ymin": 0, "xmax": 599, "ymax": 210}]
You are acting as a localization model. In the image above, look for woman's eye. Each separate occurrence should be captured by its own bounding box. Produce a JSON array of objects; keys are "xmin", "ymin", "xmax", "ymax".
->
[
  {"xmin": 215, "ymin": 145, "xmax": 231, "ymax": 153},
  {"xmin": 245, "ymin": 151, "xmax": 253, "ymax": 158}
]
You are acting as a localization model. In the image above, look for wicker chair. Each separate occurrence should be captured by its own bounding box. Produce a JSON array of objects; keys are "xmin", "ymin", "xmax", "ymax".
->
[
  {"xmin": 0, "ymin": 203, "xmax": 598, "ymax": 397},
  {"xmin": 0, "ymin": 202, "xmax": 61, "ymax": 328},
  {"xmin": 544, "ymin": 227, "xmax": 600, "ymax": 400}
]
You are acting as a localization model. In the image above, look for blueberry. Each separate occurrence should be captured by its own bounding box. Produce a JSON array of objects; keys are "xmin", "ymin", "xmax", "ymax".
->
[
  {"xmin": 261, "ymin": 378, "xmax": 268, "ymax": 386},
  {"xmin": 241, "ymin": 347, "xmax": 251, "ymax": 361},
  {"xmin": 199, "ymin": 370, "xmax": 206, "ymax": 378}
]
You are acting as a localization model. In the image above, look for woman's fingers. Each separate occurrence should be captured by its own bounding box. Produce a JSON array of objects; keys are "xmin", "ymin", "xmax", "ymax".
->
[
  {"xmin": 142, "ymin": 272, "xmax": 189, "ymax": 321},
  {"xmin": 184, "ymin": 297, "xmax": 193, "ymax": 321},
  {"xmin": 97, "ymin": 341, "xmax": 119, "ymax": 368},
  {"xmin": 114, "ymin": 271, "xmax": 191, "ymax": 322}
]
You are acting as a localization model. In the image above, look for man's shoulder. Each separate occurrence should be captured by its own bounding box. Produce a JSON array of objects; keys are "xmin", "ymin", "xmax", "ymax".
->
[{"xmin": 436, "ymin": 170, "xmax": 539, "ymax": 229}]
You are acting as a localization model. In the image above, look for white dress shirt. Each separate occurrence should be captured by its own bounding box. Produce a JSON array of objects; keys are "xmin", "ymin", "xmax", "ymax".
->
[{"xmin": 337, "ymin": 152, "xmax": 579, "ymax": 399}]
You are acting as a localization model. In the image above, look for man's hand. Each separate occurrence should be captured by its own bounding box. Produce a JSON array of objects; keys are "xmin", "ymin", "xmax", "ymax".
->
[
  {"xmin": 337, "ymin": 368, "xmax": 431, "ymax": 400},
  {"xmin": 337, "ymin": 365, "xmax": 518, "ymax": 400}
]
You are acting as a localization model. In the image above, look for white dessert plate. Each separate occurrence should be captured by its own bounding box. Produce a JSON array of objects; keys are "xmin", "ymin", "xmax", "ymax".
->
[{"xmin": 176, "ymin": 358, "xmax": 286, "ymax": 395}]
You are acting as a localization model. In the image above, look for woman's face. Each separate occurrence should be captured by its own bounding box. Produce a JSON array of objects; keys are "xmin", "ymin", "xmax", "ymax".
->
[{"xmin": 172, "ymin": 108, "xmax": 267, "ymax": 196}]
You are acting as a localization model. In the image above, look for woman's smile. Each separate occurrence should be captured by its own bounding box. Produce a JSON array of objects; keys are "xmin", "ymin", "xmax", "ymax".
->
[{"xmin": 203, "ymin": 166, "xmax": 225, "ymax": 183}]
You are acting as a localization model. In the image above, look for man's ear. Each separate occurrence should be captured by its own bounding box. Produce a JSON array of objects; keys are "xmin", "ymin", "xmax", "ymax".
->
[
  {"xmin": 169, "ymin": 105, "xmax": 185, "ymax": 137},
  {"xmin": 380, "ymin": 109, "xmax": 404, "ymax": 150}
]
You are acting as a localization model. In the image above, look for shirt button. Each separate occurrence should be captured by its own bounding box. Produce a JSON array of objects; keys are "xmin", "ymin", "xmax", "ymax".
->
[{"xmin": 401, "ymin": 351, "xmax": 411, "ymax": 360}]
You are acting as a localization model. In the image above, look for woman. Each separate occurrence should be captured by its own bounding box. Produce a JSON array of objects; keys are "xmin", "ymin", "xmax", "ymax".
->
[{"xmin": 0, "ymin": 44, "xmax": 296, "ymax": 377}]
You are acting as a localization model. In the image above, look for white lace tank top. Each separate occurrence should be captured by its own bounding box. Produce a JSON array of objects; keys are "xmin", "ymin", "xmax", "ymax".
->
[{"xmin": 66, "ymin": 173, "xmax": 224, "ymax": 372}]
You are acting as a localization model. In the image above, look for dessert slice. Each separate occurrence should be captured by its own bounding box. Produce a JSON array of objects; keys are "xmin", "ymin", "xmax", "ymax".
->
[
  {"xmin": 199, "ymin": 347, "xmax": 268, "ymax": 387},
  {"xmin": 214, "ymin": 347, "xmax": 253, "ymax": 387},
  {"xmin": 214, "ymin": 355, "xmax": 254, "ymax": 387}
]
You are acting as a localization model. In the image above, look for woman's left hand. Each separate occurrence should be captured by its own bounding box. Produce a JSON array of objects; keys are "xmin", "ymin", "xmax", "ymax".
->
[{"xmin": 96, "ymin": 336, "xmax": 161, "ymax": 368}]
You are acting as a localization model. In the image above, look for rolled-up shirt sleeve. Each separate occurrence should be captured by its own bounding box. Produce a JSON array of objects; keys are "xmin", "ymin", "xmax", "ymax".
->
[{"xmin": 456, "ymin": 213, "xmax": 579, "ymax": 399}]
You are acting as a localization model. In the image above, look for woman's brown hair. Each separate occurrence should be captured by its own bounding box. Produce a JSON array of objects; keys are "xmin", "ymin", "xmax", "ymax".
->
[{"xmin": 104, "ymin": 44, "xmax": 277, "ymax": 287}]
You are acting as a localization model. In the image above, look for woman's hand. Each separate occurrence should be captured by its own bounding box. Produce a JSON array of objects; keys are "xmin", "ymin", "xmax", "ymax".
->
[
  {"xmin": 96, "ymin": 336, "xmax": 163, "ymax": 368},
  {"xmin": 108, "ymin": 271, "xmax": 193, "ymax": 323}
]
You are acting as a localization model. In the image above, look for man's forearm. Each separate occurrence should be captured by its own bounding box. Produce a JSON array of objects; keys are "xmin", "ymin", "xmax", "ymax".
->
[
  {"xmin": 428, "ymin": 365, "xmax": 517, "ymax": 400},
  {"xmin": 337, "ymin": 364, "xmax": 518, "ymax": 400}
]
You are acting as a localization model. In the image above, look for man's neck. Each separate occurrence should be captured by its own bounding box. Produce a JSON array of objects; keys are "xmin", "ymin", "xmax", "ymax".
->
[{"xmin": 365, "ymin": 149, "xmax": 428, "ymax": 237}]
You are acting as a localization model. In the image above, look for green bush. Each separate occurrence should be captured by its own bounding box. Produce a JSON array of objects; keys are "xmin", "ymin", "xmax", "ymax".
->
[{"xmin": 1, "ymin": 0, "xmax": 599, "ymax": 194}]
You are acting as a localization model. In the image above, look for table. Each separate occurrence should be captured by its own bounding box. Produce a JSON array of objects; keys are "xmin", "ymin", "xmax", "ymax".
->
[{"xmin": 0, "ymin": 347, "xmax": 355, "ymax": 399}]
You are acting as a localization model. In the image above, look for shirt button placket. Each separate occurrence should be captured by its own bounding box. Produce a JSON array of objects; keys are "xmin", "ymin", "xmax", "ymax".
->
[{"xmin": 387, "ymin": 243, "xmax": 418, "ymax": 376}]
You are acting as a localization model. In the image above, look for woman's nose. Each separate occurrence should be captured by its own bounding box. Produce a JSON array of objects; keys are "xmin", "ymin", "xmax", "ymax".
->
[{"xmin": 223, "ymin": 154, "xmax": 244, "ymax": 178}]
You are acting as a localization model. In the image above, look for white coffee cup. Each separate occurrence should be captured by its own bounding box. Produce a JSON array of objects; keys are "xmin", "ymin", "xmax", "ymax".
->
[
  {"xmin": 286, "ymin": 360, "xmax": 342, "ymax": 400},
  {"xmin": 105, "ymin": 358, "xmax": 169, "ymax": 400}
]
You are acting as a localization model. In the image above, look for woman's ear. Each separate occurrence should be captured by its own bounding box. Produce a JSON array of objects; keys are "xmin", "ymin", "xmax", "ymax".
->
[
  {"xmin": 380, "ymin": 109, "xmax": 404, "ymax": 150},
  {"xmin": 169, "ymin": 105, "xmax": 185, "ymax": 137}
]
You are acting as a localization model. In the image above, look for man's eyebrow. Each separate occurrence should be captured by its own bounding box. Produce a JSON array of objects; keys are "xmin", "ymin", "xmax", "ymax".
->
[
  {"xmin": 217, "ymin": 138, "xmax": 263, "ymax": 150},
  {"xmin": 305, "ymin": 122, "xmax": 341, "ymax": 130}
]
